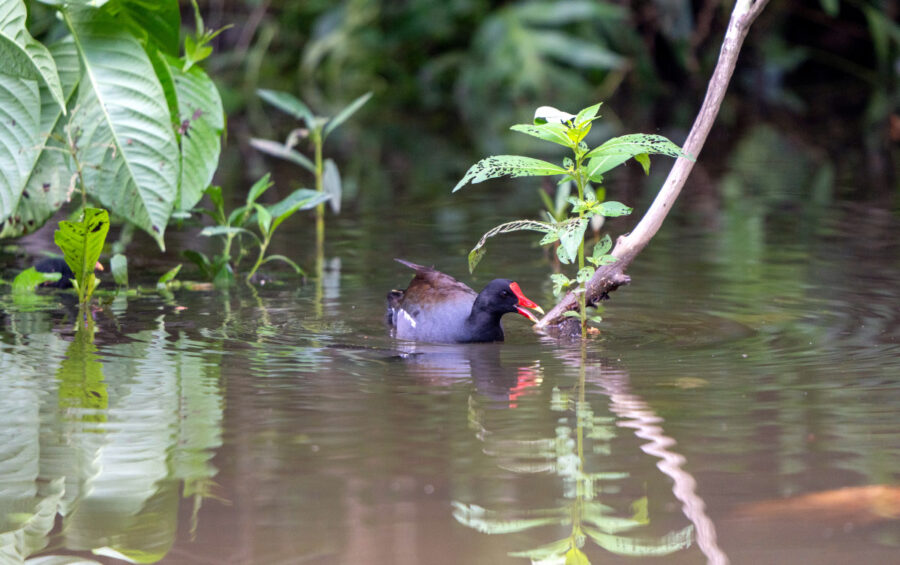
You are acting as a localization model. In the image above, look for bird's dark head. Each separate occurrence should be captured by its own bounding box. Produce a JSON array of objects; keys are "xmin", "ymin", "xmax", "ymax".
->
[{"xmin": 476, "ymin": 279, "xmax": 543, "ymax": 322}]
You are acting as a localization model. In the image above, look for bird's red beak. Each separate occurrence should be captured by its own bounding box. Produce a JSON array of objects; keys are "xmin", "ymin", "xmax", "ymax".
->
[{"xmin": 510, "ymin": 282, "xmax": 544, "ymax": 323}]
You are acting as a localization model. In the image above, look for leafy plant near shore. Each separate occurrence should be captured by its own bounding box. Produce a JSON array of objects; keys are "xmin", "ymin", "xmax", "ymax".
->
[
  {"xmin": 251, "ymin": 90, "xmax": 372, "ymax": 236},
  {"xmin": 0, "ymin": 0, "xmax": 225, "ymax": 250},
  {"xmin": 185, "ymin": 174, "xmax": 329, "ymax": 286},
  {"xmin": 453, "ymin": 103, "xmax": 688, "ymax": 337}
]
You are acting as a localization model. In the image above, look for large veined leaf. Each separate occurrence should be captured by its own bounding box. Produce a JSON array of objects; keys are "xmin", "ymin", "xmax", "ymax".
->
[
  {"xmin": 586, "ymin": 133, "xmax": 688, "ymax": 162},
  {"xmin": 167, "ymin": 54, "xmax": 224, "ymax": 213},
  {"xmin": 64, "ymin": 8, "xmax": 179, "ymax": 249},
  {"xmin": 0, "ymin": 39, "xmax": 81, "ymax": 239},
  {"xmin": 0, "ymin": 0, "xmax": 66, "ymax": 112},
  {"xmin": 453, "ymin": 155, "xmax": 567, "ymax": 192},
  {"xmin": 0, "ymin": 74, "xmax": 40, "ymax": 227}
]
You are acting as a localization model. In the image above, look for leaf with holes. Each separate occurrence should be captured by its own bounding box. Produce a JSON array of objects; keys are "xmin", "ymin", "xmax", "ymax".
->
[
  {"xmin": 468, "ymin": 219, "xmax": 555, "ymax": 272},
  {"xmin": 453, "ymin": 156, "xmax": 567, "ymax": 192},
  {"xmin": 54, "ymin": 208, "xmax": 109, "ymax": 304}
]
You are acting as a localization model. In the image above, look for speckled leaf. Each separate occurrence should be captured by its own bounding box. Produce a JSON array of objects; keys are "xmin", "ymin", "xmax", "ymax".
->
[
  {"xmin": 0, "ymin": 0, "xmax": 66, "ymax": 112},
  {"xmin": 64, "ymin": 8, "xmax": 179, "ymax": 250},
  {"xmin": 467, "ymin": 219, "xmax": 554, "ymax": 272},
  {"xmin": 557, "ymin": 218, "xmax": 587, "ymax": 264},
  {"xmin": 585, "ymin": 134, "xmax": 688, "ymax": 162},
  {"xmin": 53, "ymin": 207, "xmax": 109, "ymax": 296},
  {"xmin": 597, "ymin": 201, "xmax": 632, "ymax": 217},
  {"xmin": 0, "ymin": 39, "xmax": 80, "ymax": 239},
  {"xmin": 453, "ymin": 155, "xmax": 567, "ymax": 192},
  {"xmin": 165, "ymin": 54, "xmax": 224, "ymax": 213}
]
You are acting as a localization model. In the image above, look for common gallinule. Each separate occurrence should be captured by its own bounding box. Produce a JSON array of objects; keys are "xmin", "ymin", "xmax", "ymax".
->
[{"xmin": 386, "ymin": 259, "xmax": 543, "ymax": 343}]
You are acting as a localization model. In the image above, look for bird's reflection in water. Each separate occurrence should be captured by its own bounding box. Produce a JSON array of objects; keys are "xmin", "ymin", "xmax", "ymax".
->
[{"xmin": 392, "ymin": 341, "xmax": 542, "ymax": 408}]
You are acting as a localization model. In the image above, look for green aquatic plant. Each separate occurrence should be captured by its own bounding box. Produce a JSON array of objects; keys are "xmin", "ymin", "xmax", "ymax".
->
[
  {"xmin": 454, "ymin": 103, "xmax": 688, "ymax": 338},
  {"xmin": 251, "ymin": 89, "xmax": 372, "ymax": 244},
  {"xmin": 186, "ymin": 174, "xmax": 329, "ymax": 286},
  {"xmin": 53, "ymin": 207, "xmax": 109, "ymax": 311}
]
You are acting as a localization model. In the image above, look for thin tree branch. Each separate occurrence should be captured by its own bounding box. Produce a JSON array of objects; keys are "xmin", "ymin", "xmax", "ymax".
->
[{"xmin": 535, "ymin": 0, "xmax": 771, "ymax": 335}]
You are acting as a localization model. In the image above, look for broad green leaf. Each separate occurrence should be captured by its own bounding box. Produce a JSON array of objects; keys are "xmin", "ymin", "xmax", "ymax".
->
[
  {"xmin": 119, "ymin": 0, "xmax": 180, "ymax": 56},
  {"xmin": 250, "ymin": 138, "xmax": 316, "ymax": 173},
  {"xmin": 0, "ymin": 0, "xmax": 66, "ymax": 112},
  {"xmin": 266, "ymin": 188, "xmax": 329, "ymax": 220},
  {"xmin": 167, "ymin": 54, "xmax": 224, "ymax": 213},
  {"xmin": 12, "ymin": 266, "xmax": 61, "ymax": 292},
  {"xmin": 246, "ymin": 173, "xmax": 273, "ymax": 205},
  {"xmin": 157, "ymin": 263, "xmax": 182, "ymax": 285},
  {"xmin": 582, "ymin": 525, "xmax": 694, "ymax": 557},
  {"xmin": 575, "ymin": 102, "xmax": 603, "ymax": 126},
  {"xmin": 585, "ymin": 154, "xmax": 631, "ymax": 181},
  {"xmin": 261, "ymin": 254, "xmax": 304, "ymax": 275},
  {"xmin": 0, "ymin": 74, "xmax": 40, "ymax": 228},
  {"xmin": 563, "ymin": 310, "xmax": 581, "ymax": 318},
  {"xmin": 323, "ymin": 158, "xmax": 341, "ymax": 213},
  {"xmin": 467, "ymin": 219, "xmax": 555, "ymax": 272},
  {"xmin": 557, "ymin": 218, "xmax": 588, "ymax": 264},
  {"xmin": 597, "ymin": 201, "xmax": 632, "ymax": 217},
  {"xmin": 585, "ymin": 134, "xmax": 689, "ymax": 162},
  {"xmin": 323, "ymin": 91, "xmax": 372, "ymax": 139},
  {"xmin": 258, "ymin": 89, "xmax": 315, "ymax": 127},
  {"xmin": 511, "ymin": 123, "xmax": 573, "ymax": 148},
  {"xmin": 64, "ymin": 9, "xmax": 179, "ymax": 249},
  {"xmin": 453, "ymin": 156, "xmax": 567, "ymax": 192},
  {"xmin": 53, "ymin": 208, "xmax": 109, "ymax": 299},
  {"xmin": 110, "ymin": 253, "xmax": 128, "ymax": 286}
]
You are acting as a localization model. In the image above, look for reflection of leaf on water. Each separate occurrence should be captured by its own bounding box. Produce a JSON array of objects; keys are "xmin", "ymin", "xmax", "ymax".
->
[
  {"xmin": 459, "ymin": 384, "xmax": 694, "ymax": 563},
  {"xmin": 583, "ymin": 524, "xmax": 694, "ymax": 556},
  {"xmin": 0, "ymin": 477, "xmax": 65, "ymax": 562},
  {"xmin": 56, "ymin": 329, "xmax": 107, "ymax": 424}
]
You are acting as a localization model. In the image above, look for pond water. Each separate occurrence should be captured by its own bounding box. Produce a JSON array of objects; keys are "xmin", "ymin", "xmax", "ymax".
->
[{"xmin": 2, "ymin": 179, "xmax": 899, "ymax": 564}]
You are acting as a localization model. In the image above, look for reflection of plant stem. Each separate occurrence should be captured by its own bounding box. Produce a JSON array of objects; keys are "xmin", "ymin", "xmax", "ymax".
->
[
  {"xmin": 314, "ymin": 232, "xmax": 324, "ymax": 319},
  {"xmin": 599, "ymin": 372, "xmax": 729, "ymax": 565},
  {"xmin": 572, "ymin": 341, "xmax": 587, "ymax": 546}
]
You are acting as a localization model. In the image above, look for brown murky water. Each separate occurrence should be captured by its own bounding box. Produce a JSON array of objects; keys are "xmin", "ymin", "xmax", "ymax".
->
[{"xmin": 2, "ymin": 188, "xmax": 899, "ymax": 564}]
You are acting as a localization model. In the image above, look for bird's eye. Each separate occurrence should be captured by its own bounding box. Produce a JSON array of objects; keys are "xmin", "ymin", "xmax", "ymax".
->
[{"xmin": 500, "ymin": 290, "xmax": 510, "ymax": 297}]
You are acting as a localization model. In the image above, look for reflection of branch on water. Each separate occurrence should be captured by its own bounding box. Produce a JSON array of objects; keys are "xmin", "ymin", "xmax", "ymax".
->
[{"xmin": 597, "ymin": 369, "xmax": 729, "ymax": 565}]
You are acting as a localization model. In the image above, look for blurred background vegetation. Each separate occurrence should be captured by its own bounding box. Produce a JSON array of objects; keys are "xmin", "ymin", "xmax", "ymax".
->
[{"xmin": 26, "ymin": 0, "xmax": 900, "ymax": 219}]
